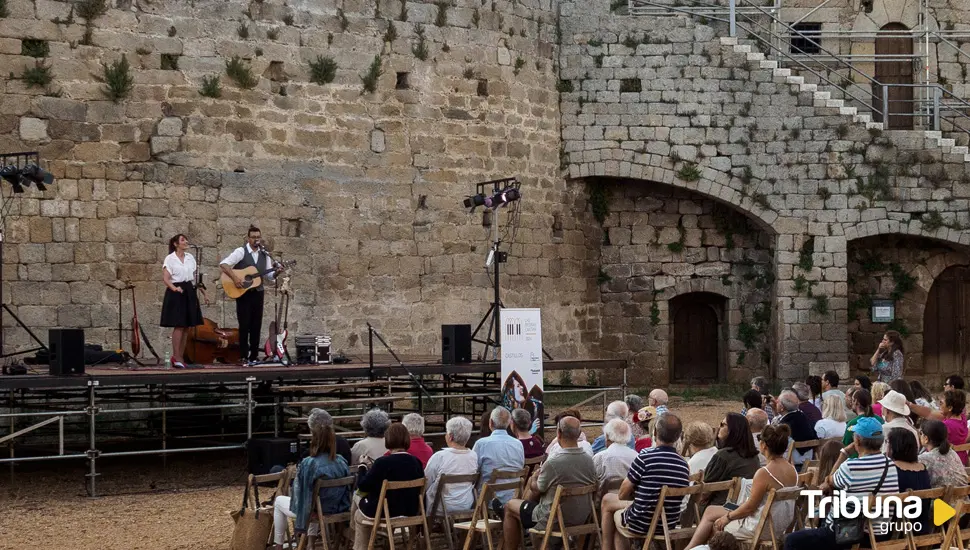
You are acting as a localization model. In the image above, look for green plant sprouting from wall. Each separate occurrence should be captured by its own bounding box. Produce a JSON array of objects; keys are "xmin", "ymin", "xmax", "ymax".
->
[
  {"xmin": 588, "ymin": 182, "xmax": 609, "ymax": 225},
  {"xmin": 101, "ymin": 54, "xmax": 134, "ymax": 102},
  {"xmin": 199, "ymin": 75, "xmax": 222, "ymax": 98},
  {"xmin": 361, "ymin": 55, "xmax": 382, "ymax": 93},
  {"xmin": 225, "ymin": 56, "xmax": 257, "ymax": 89},
  {"xmin": 309, "ymin": 56, "xmax": 337, "ymax": 85},
  {"xmin": 412, "ymin": 25, "xmax": 428, "ymax": 61},
  {"xmin": 676, "ymin": 162, "xmax": 701, "ymax": 182}
]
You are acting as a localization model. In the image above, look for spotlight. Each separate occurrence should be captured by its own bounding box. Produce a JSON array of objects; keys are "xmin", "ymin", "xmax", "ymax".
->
[
  {"xmin": 463, "ymin": 186, "xmax": 522, "ymax": 212},
  {"xmin": 0, "ymin": 165, "xmax": 25, "ymax": 193},
  {"xmin": 20, "ymin": 163, "xmax": 54, "ymax": 191}
]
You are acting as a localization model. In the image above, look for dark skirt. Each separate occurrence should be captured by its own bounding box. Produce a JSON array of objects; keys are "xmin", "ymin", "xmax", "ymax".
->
[{"xmin": 160, "ymin": 282, "xmax": 203, "ymax": 328}]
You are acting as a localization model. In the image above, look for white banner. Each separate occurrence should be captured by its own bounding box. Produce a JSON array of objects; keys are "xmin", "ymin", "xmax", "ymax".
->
[{"xmin": 500, "ymin": 308, "xmax": 543, "ymax": 432}]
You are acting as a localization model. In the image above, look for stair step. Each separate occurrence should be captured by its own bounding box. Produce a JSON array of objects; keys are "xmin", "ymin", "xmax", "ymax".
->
[
  {"xmin": 720, "ymin": 37, "xmax": 739, "ymax": 45},
  {"xmin": 939, "ymin": 138, "xmax": 956, "ymax": 147},
  {"xmin": 773, "ymin": 68, "xmax": 791, "ymax": 77},
  {"xmin": 826, "ymin": 99, "xmax": 844, "ymax": 108},
  {"xmin": 799, "ymin": 83, "xmax": 818, "ymax": 92},
  {"xmin": 735, "ymin": 44, "xmax": 752, "ymax": 53},
  {"xmin": 952, "ymin": 146, "xmax": 969, "ymax": 155},
  {"xmin": 925, "ymin": 131, "xmax": 942, "ymax": 139},
  {"xmin": 866, "ymin": 121, "xmax": 884, "ymax": 130},
  {"xmin": 853, "ymin": 114, "xmax": 872, "ymax": 124},
  {"xmin": 839, "ymin": 106, "xmax": 858, "ymax": 116},
  {"xmin": 813, "ymin": 91, "xmax": 831, "ymax": 100},
  {"xmin": 964, "ymin": 153, "xmax": 970, "ymax": 162},
  {"xmin": 746, "ymin": 52, "xmax": 766, "ymax": 61},
  {"xmin": 760, "ymin": 60, "xmax": 778, "ymax": 69},
  {"xmin": 786, "ymin": 75, "xmax": 805, "ymax": 84}
]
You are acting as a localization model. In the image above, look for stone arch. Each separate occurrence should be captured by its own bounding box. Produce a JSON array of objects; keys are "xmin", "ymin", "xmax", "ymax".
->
[
  {"xmin": 923, "ymin": 265, "xmax": 970, "ymax": 379},
  {"xmin": 851, "ymin": 0, "xmax": 921, "ymax": 36},
  {"xmin": 843, "ymin": 219, "xmax": 970, "ymax": 248}
]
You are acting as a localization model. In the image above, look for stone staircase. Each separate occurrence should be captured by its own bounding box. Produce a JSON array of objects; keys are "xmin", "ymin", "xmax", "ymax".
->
[{"xmin": 721, "ymin": 36, "xmax": 970, "ymax": 161}]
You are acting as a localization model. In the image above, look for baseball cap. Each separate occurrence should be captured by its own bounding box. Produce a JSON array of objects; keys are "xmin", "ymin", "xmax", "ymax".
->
[{"xmin": 850, "ymin": 416, "xmax": 883, "ymax": 438}]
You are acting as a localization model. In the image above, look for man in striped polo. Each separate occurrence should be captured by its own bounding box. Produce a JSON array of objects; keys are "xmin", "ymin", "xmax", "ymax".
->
[{"xmin": 600, "ymin": 413, "xmax": 690, "ymax": 550}]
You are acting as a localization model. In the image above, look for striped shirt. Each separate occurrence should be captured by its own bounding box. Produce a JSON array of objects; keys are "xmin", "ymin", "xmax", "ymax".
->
[
  {"xmin": 622, "ymin": 445, "xmax": 690, "ymax": 535},
  {"xmin": 828, "ymin": 453, "xmax": 899, "ymax": 535}
]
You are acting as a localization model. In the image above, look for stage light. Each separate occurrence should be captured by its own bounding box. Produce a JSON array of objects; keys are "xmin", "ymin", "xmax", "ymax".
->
[
  {"xmin": 463, "ymin": 186, "xmax": 522, "ymax": 212},
  {"xmin": 20, "ymin": 163, "xmax": 54, "ymax": 191},
  {"xmin": 0, "ymin": 165, "xmax": 25, "ymax": 193}
]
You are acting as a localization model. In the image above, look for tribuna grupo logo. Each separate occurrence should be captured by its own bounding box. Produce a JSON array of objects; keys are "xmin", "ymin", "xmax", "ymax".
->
[{"xmin": 803, "ymin": 490, "xmax": 956, "ymax": 532}]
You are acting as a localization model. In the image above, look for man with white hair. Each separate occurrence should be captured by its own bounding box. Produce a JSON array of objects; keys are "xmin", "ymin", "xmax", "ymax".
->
[
  {"xmin": 594, "ymin": 419, "xmax": 638, "ymax": 484},
  {"xmin": 774, "ymin": 390, "xmax": 816, "ymax": 466},
  {"xmin": 471, "ymin": 407, "xmax": 525, "ymax": 504},
  {"xmin": 648, "ymin": 389, "xmax": 669, "ymax": 415},
  {"xmin": 591, "ymin": 401, "xmax": 635, "ymax": 454},
  {"xmin": 425, "ymin": 416, "xmax": 478, "ymax": 514},
  {"xmin": 792, "ymin": 381, "xmax": 821, "ymax": 428},
  {"xmin": 746, "ymin": 408, "xmax": 770, "ymax": 466},
  {"xmin": 402, "ymin": 413, "xmax": 433, "ymax": 467}
]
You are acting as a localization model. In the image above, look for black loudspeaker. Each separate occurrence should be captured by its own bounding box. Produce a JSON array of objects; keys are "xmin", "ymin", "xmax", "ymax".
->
[
  {"xmin": 442, "ymin": 324, "xmax": 472, "ymax": 364},
  {"xmin": 248, "ymin": 437, "xmax": 298, "ymax": 475},
  {"xmin": 49, "ymin": 328, "xmax": 85, "ymax": 375}
]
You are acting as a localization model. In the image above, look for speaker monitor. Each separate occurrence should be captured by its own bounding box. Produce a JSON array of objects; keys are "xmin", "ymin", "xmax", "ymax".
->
[
  {"xmin": 49, "ymin": 328, "xmax": 85, "ymax": 375},
  {"xmin": 442, "ymin": 324, "xmax": 472, "ymax": 364},
  {"xmin": 248, "ymin": 437, "xmax": 298, "ymax": 475}
]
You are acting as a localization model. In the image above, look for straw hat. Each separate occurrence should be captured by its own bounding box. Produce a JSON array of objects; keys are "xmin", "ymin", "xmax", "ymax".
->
[{"xmin": 878, "ymin": 390, "xmax": 911, "ymax": 416}]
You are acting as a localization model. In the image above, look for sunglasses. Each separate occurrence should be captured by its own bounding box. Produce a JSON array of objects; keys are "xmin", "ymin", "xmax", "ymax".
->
[{"xmin": 720, "ymin": 421, "xmax": 727, "ymax": 427}]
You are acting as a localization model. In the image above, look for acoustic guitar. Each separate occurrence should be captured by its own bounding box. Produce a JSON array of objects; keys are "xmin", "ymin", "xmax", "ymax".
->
[
  {"xmin": 130, "ymin": 284, "xmax": 141, "ymax": 357},
  {"xmin": 220, "ymin": 260, "xmax": 295, "ymax": 300}
]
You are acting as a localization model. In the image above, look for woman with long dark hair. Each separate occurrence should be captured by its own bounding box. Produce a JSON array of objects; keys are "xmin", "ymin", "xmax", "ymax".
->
[
  {"xmin": 841, "ymin": 389, "xmax": 884, "ymax": 455},
  {"xmin": 918, "ymin": 419, "xmax": 969, "ymax": 488},
  {"xmin": 160, "ymin": 234, "xmax": 207, "ymax": 368},
  {"xmin": 870, "ymin": 330, "xmax": 905, "ymax": 382},
  {"xmin": 701, "ymin": 413, "xmax": 760, "ymax": 505}
]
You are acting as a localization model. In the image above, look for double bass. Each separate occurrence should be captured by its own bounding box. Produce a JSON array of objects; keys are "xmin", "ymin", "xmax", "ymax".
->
[{"xmin": 184, "ymin": 246, "xmax": 242, "ymax": 365}]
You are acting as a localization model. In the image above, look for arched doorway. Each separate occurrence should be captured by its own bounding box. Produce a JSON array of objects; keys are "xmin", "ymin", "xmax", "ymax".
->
[
  {"xmin": 874, "ymin": 23, "xmax": 914, "ymax": 130},
  {"xmin": 670, "ymin": 292, "xmax": 727, "ymax": 382},
  {"xmin": 924, "ymin": 265, "xmax": 970, "ymax": 376}
]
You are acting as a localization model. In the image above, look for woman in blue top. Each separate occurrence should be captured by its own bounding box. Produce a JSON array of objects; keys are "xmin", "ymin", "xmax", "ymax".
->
[{"xmin": 273, "ymin": 408, "xmax": 351, "ymax": 550}]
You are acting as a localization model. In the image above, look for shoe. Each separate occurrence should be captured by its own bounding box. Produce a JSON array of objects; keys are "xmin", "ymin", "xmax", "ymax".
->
[
  {"xmin": 490, "ymin": 497, "xmax": 503, "ymax": 518},
  {"xmin": 169, "ymin": 356, "xmax": 177, "ymax": 368},
  {"xmin": 173, "ymin": 360, "xmax": 187, "ymax": 369}
]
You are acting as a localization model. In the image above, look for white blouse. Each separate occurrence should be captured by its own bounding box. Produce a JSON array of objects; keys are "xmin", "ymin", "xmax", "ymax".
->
[{"xmin": 163, "ymin": 252, "xmax": 197, "ymax": 284}]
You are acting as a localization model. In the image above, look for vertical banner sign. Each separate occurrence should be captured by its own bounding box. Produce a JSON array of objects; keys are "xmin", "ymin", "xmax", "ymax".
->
[{"xmin": 500, "ymin": 308, "xmax": 544, "ymax": 434}]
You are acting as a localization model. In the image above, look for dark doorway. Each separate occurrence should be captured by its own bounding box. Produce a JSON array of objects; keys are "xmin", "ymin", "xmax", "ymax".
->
[
  {"xmin": 924, "ymin": 265, "xmax": 970, "ymax": 377},
  {"xmin": 670, "ymin": 292, "xmax": 726, "ymax": 382},
  {"xmin": 874, "ymin": 23, "xmax": 914, "ymax": 130}
]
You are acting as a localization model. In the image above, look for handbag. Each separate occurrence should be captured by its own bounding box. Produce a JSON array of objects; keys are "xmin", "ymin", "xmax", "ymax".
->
[
  {"xmin": 229, "ymin": 475, "xmax": 274, "ymax": 550},
  {"xmin": 829, "ymin": 457, "xmax": 890, "ymax": 544}
]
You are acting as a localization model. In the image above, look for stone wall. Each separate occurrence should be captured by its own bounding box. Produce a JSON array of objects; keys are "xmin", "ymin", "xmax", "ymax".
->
[{"xmin": 0, "ymin": 0, "xmax": 604, "ymax": 360}]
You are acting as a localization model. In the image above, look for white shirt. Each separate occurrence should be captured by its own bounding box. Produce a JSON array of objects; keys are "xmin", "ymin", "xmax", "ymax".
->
[
  {"xmin": 881, "ymin": 417, "xmax": 920, "ymax": 453},
  {"xmin": 687, "ymin": 446, "xmax": 718, "ymax": 475},
  {"xmin": 593, "ymin": 442, "xmax": 638, "ymax": 484},
  {"xmin": 162, "ymin": 252, "xmax": 197, "ymax": 283},
  {"xmin": 546, "ymin": 439, "xmax": 593, "ymax": 459},
  {"xmin": 220, "ymin": 243, "xmax": 275, "ymax": 279},
  {"xmin": 815, "ymin": 419, "xmax": 847, "ymax": 440},
  {"xmin": 424, "ymin": 447, "xmax": 479, "ymax": 514}
]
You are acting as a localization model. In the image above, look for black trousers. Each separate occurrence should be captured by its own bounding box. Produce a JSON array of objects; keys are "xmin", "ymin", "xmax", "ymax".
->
[{"xmin": 236, "ymin": 289, "xmax": 265, "ymax": 361}]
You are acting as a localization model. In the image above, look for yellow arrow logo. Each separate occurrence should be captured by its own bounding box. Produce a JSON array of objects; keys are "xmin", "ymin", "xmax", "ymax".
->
[{"xmin": 935, "ymin": 499, "xmax": 956, "ymax": 526}]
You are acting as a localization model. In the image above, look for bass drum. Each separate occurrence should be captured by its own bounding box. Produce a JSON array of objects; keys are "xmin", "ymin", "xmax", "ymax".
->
[{"xmin": 185, "ymin": 317, "xmax": 242, "ymax": 364}]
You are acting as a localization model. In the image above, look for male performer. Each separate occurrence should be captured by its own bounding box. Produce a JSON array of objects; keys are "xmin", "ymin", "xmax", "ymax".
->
[{"xmin": 220, "ymin": 226, "xmax": 283, "ymax": 364}]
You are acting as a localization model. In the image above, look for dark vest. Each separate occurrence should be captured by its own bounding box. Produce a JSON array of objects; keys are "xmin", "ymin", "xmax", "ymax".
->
[{"xmin": 234, "ymin": 246, "xmax": 269, "ymax": 292}]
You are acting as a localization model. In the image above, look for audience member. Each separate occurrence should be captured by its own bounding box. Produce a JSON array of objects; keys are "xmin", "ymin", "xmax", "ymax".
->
[
  {"xmin": 844, "ymin": 387, "xmax": 858, "ymax": 422},
  {"xmin": 274, "ymin": 409, "xmax": 351, "ymax": 550},
  {"xmin": 871, "ymin": 381, "xmax": 890, "ymax": 417},
  {"xmin": 471, "ymin": 407, "xmax": 525, "ymax": 503},
  {"xmin": 683, "ymin": 421, "xmax": 717, "ymax": 475},
  {"xmin": 704, "ymin": 413, "xmax": 760, "ymax": 505},
  {"xmin": 909, "ymin": 389, "xmax": 969, "ymax": 465},
  {"xmin": 594, "ymin": 418, "xmax": 639, "ymax": 485},
  {"xmin": 774, "ymin": 390, "xmax": 816, "ymax": 466},
  {"xmin": 634, "ymin": 411, "xmax": 654, "ymax": 452},
  {"xmin": 478, "ymin": 409, "xmax": 493, "ymax": 439},
  {"xmin": 813, "ymin": 439, "xmax": 843, "ymax": 482},
  {"xmin": 814, "ymin": 394, "xmax": 847, "ymax": 439},
  {"xmin": 784, "ymin": 417, "xmax": 899, "ymax": 549},
  {"xmin": 352, "ymin": 409, "xmax": 390, "ymax": 466},
  {"xmin": 887, "ymin": 429, "xmax": 930, "ymax": 534},
  {"xmin": 624, "ymin": 394, "xmax": 645, "ymax": 439},
  {"xmin": 424, "ymin": 416, "xmax": 478, "ymax": 515},
  {"xmin": 592, "ymin": 401, "xmax": 634, "ymax": 453},
  {"xmin": 918, "ymin": 419, "xmax": 969, "ymax": 488},
  {"xmin": 353, "ymin": 423, "xmax": 425, "ymax": 550},
  {"xmin": 546, "ymin": 409, "xmax": 593, "ymax": 457},
  {"xmin": 741, "ymin": 389, "xmax": 765, "ymax": 416},
  {"xmin": 870, "ymin": 330, "xmax": 905, "ymax": 383},
  {"xmin": 889, "ymin": 379, "xmax": 916, "ymax": 409},
  {"xmin": 791, "ymin": 382, "xmax": 821, "ymax": 428},
  {"xmin": 501, "ymin": 416, "xmax": 595, "ymax": 550},
  {"xmin": 649, "ymin": 389, "xmax": 670, "ymax": 416},
  {"xmin": 841, "ymin": 389, "xmax": 883, "ymax": 454},
  {"xmin": 686, "ymin": 424, "xmax": 796, "ymax": 549},
  {"xmin": 745, "ymin": 408, "xmax": 769, "ymax": 466},
  {"xmin": 402, "ymin": 413, "xmax": 433, "ymax": 468},
  {"xmin": 511, "ymin": 408, "xmax": 545, "ymax": 459},
  {"xmin": 821, "ymin": 370, "xmax": 844, "ymax": 403},
  {"xmin": 707, "ymin": 532, "xmax": 743, "ymax": 550},
  {"xmin": 910, "ymin": 380, "xmax": 937, "ymax": 410},
  {"xmin": 853, "ymin": 375, "xmax": 872, "ymax": 392},
  {"xmin": 878, "ymin": 390, "xmax": 919, "ymax": 452},
  {"xmin": 806, "ymin": 375, "xmax": 823, "ymax": 410},
  {"xmin": 945, "ymin": 374, "xmax": 966, "ymax": 391},
  {"xmin": 601, "ymin": 414, "xmax": 689, "ymax": 550},
  {"xmin": 751, "ymin": 377, "xmax": 775, "ymax": 422}
]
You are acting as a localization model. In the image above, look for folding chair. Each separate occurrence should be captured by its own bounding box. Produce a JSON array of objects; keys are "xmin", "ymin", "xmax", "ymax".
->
[
  {"xmin": 528, "ymin": 483, "xmax": 602, "ymax": 550},
  {"xmin": 456, "ymin": 478, "xmax": 524, "ymax": 550},
  {"xmin": 860, "ymin": 490, "xmax": 912, "ymax": 550},
  {"xmin": 905, "ymin": 487, "xmax": 947, "ymax": 550},
  {"xmin": 688, "ymin": 471, "xmax": 703, "ymax": 483},
  {"xmin": 598, "ymin": 476, "xmax": 624, "ymax": 501},
  {"xmin": 626, "ymin": 482, "xmax": 724, "ymax": 550},
  {"xmin": 524, "ymin": 455, "xmax": 546, "ymax": 478},
  {"xmin": 490, "ymin": 467, "xmax": 530, "ymax": 500},
  {"xmin": 295, "ymin": 476, "xmax": 356, "ymax": 550},
  {"xmin": 744, "ymin": 486, "xmax": 806, "ymax": 550},
  {"xmin": 427, "ymin": 472, "xmax": 480, "ymax": 550},
  {"xmin": 954, "ymin": 442, "xmax": 970, "ymax": 454},
  {"xmin": 788, "ymin": 439, "xmax": 822, "ymax": 467},
  {"xmin": 363, "ymin": 478, "xmax": 433, "ymax": 550},
  {"xmin": 940, "ymin": 498, "xmax": 970, "ymax": 550},
  {"xmin": 679, "ymin": 478, "xmax": 739, "ymax": 529}
]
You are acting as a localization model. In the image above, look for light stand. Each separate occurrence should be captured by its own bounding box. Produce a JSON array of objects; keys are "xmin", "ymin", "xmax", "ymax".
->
[{"xmin": 367, "ymin": 322, "xmax": 433, "ymax": 413}]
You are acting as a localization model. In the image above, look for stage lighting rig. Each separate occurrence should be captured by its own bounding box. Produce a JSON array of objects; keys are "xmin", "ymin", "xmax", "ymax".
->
[
  {"xmin": 463, "ymin": 177, "xmax": 522, "ymax": 212},
  {"xmin": 0, "ymin": 152, "xmax": 54, "ymax": 194}
]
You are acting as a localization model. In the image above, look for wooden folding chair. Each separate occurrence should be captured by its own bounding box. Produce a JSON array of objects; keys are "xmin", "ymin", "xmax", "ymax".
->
[
  {"xmin": 528, "ymin": 483, "xmax": 602, "ymax": 550},
  {"xmin": 295, "ymin": 476, "xmax": 356, "ymax": 550},
  {"xmin": 625, "ymin": 482, "xmax": 722, "ymax": 550},
  {"xmin": 954, "ymin": 442, "xmax": 970, "ymax": 455},
  {"xmin": 788, "ymin": 439, "xmax": 822, "ymax": 467},
  {"xmin": 524, "ymin": 455, "xmax": 546, "ymax": 478},
  {"xmin": 427, "ymin": 472, "xmax": 480, "ymax": 550},
  {"xmin": 860, "ymin": 490, "xmax": 913, "ymax": 550},
  {"xmin": 679, "ymin": 477, "xmax": 739, "ymax": 529},
  {"xmin": 688, "ymin": 471, "xmax": 703, "ymax": 483},
  {"xmin": 744, "ymin": 486, "xmax": 807, "ymax": 550},
  {"xmin": 363, "ymin": 478, "xmax": 433, "ymax": 550},
  {"xmin": 940, "ymin": 498, "xmax": 970, "ymax": 550},
  {"xmin": 598, "ymin": 476, "xmax": 624, "ymax": 501},
  {"xmin": 905, "ymin": 487, "xmax": 948, "ymax": 550},
  {"xmin": 456, "ymin": 478, "xmax": 524, "ymax": 550}
]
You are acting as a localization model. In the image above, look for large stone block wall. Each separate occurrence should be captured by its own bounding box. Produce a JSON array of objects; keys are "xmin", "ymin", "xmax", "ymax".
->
[{"xmin": 0, "ymin": 0, "xmax": 605, "ymax": 359}]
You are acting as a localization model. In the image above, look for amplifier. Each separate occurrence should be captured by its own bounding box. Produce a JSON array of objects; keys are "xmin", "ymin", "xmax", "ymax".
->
[{"xmin": 296, "ymin": 335, "xmax": 331, "ymax": 365}]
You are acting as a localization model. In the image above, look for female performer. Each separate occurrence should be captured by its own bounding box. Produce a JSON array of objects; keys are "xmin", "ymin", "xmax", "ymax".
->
[
  {"xmin": 160, "ymin": 234, "xmax": 207, "ymax": 368},
  {"xmin": 870, "ymin": 330, "xmax": 905, "ymax": 383}
]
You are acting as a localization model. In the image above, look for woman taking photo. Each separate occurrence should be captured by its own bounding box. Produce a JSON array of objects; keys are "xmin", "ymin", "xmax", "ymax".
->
[
  {"xmin": 160, "ymin": 234, "xmax": 207, "ymax": 368},
  {"xmin": 870, "ymin": 330, "xmax": 905, "ymax": 383}
]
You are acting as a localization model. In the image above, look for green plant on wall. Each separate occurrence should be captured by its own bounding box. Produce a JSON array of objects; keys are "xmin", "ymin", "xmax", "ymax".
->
[
  {"xmin": 588, "ymin": 181, "xmax": 610, "ymax": 225},
  {"xmin": 101, "ymin": 54, "xmax": 134, "ymax": 102}
]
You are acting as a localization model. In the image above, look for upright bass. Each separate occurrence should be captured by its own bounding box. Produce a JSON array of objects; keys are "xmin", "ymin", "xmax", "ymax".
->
[{"xmin": 184, "ymin": 246, "xmax": 242, "ymax": 365}]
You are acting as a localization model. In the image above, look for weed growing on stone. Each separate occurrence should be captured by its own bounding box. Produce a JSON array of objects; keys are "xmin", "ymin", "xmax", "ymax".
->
[
  {"xmin": 255, "ymin": 47, "xmax": 263, "ymax": 57},
  {"xmin": 588, "ymin": 38, "xmax": 602, "ymax": 47},
  {"xmin": 361, "ymin": 55, "xmax": 382, "ymax": 93},
  {"xmin": 751, "ymin": 192, "xmax": 770, "ymax": 209},
  {"xmin": 267, "ymin": 27, "xmax": 280, "ymax": 40},
  {"xmin": 338, "ymin": 9, "xmax": 349, "ymax": 30},
  {"xmin": 587, "ymin": 182, "xmax": 610, "ymax": 225},
  {"xmin": 308, "ymin": 56, "xmax": 337, "ymax": 85},
  {"xmin": 557, "ymin": 79, "xmax": 573, "ymax": 93},
  {"xmin": 101, "ymin": 54, "xmax": 134, "ymax": 102},
  {"xmin": 817, "ymin": 187, "xmax": 832, "ymax": 200},
  {"xmin": 676, "ymin": 162, "xmax": 701, "ymax": 182},
  {"xmin": 400, "ymin": 1, "xmax": 408, "ymax": 21},
  {"xmin": 237, "ymin": 22, "xmax": 249, "ymax": 39},
  {"xmin": 435, "ymin": 2, "xmax": 448, "ymax": 26},
  {"xmin": 199, "ymin": 75, "xmax": 222, "ymax": 98},
  {"xmin": 0, "ymin": 0, "xmax": 8, "ymax": 17},
  {"xmin": 168, "ymin": 25, "xmax": 177, "ymax": 37},
  {"xmin": 597, "ymin": 269, "xmax": 612, "ymax": 285},
  {"xmin": 283, "ymin": 13, "xmax": 294, "ymax": 26},
  {"xmin": 513, "ymin": 56, "xmax": 525, "ymax": 75},
  {"xmin": 161, "ymin": 54, "xmax": 179, "ymax": 70},
  {"xmin": 225, "ymin": 56, "xmax": 258, "ymax": 89},
  {"xmin": 471, "ymin": 9, "xmax": 479, "ymax": 27},
  {"xmin": 412, "ymin": 25, "xmax": 428, "ymax": 61},
  {"xmin": 22, "ymin": 40, "xmax": 50, "ymax": 58},
  {"xmin": 22, "ymin": 61, "xmax": 53, "ymax": 88},
  {"xmin": 76, "ymin": 0, "xmax": 107, "ymax": 21},
  {"xmin": 136, "ymin": 46, "xmax": 151, "ymax": 55},
  {"xmin": 811, "ymin": 294, "xmax": 830, "ymax": 315},
  {"xmin": 594, "ymin": 54, "xmax": 603, "ymax": 68},
  {"xmin": 836, "ymin": 123, "xmax": 849, "ymax": 139},
  {"xmin": 384, "ymin": 22, "xmax": 397, "ymax": 43},
  {"xmin": 463, "ymin": 67, "xmax": 475, "ymax": 79}
]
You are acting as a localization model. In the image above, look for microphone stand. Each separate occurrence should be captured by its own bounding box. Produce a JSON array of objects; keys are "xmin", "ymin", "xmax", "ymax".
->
[{"xmin": 367, "ymin": 322, "xmax": 433, "ymax": 414}]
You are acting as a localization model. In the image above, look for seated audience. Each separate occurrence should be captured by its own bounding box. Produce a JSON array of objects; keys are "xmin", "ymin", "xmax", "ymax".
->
[
  {"xmin": 698, "ymin": 532, "xmax": 743, "ymax": 550},
  {"xmin": 478, "ymin": 409, "xmax": 493, "ymax": 439},
  {"xmin": 909, "ymin": 389, "xmax": 969, "ymax": 465},
  {"xmin": 812, "ymin": 439, "xmax": 843, "ymax": 483},
  {"xmin": 910, "ymin": 380, "xmax": 938, "ymax": 410},
  {"xmin": 871, "ymin": 381, "xmax": 889, "ymax": 417},
  {"xmin": 511, "ymin": 408, "xmax": 545, "ymax": 459},
  {"xmin": 946, "ymin": 374, "xmax": 966, "ymax": 391},
  {"xmin": 592, "ymin": 401, "xmax": 634, "ymax": 453},
  {"xmin": 402, "ymin": 413, "xmax": 433, "ymax": 467},
  {"xmin": 353, "ymin": 423, "xmax": 425, "ymax": 550},
  {"xmin": 783, "ymin": 417, "xmax": 899, "ymax": 549},
  {"xmin": 741, "ymin": 389, "xmax": 765, "ymax": 417},
  {"xmin": 878, "ymin": 390, "xmax": 919, "ymax": 452},
  {"xmin": 625, "ymin": 394, "xmax": 645, "ymax": 439},
  {"xmin": 649, "ymin": 389, "xmax": 670, "ymax": 416},
  {"xmin": 814, "ymin": 394, "xmax": 847, "ymax": 440},
  {"xmin": 853, "ymin": 375, "xmax": 872, "ymax": 392},
  {"xmin": 841, "ymin": 389, "xmax": 883, "ymax": 455},
  {"xmin": 546, "ymin": 409, "xmax": 593, "ymax": 457},
  {"xmin": 806, "ymin": 375, "xmax": 823, "ymax": 410},
  {"xmin": 634, "ymin": 412, "xmax": 653, "ymax": 452},
  {"xmin": 274, "ymin": 409, "xmax": 351, "ymax": 550},
  {"xmin": 820, "ymin": 370, "xmax": 845, "ymax": 409},
  {"xmin": 424, "ymin": 416, "xmax": 478, "ymax": 514},
  {"xmin": 918, "ymin": 419, "xmax": 969, "ymax": 488},
  {"xmin": 792, "ymin": 382, "xmax": 821, "ymax": 428},
  {"xmin": 751, "ymin": 377, "xmax": 775, "ymax": 423},
  {"xmin": 601, "ymin": 414, "xmax": 689, "ymax": 550},
  {"xmin": 774, "ymin": 390, "xmax": 816, "ymax": 466},
  {"xmin": 745, "ymin": 408, "xmax": 769, "ymax": 466},
  {"xmin": 594, "ymin": 418, "xmax": 639, "ymax": 485},
  {"xmin": 471, "ymin": 407, "xmax": 525, "ymax": 503},
  {"xmin": 352, "ymin": 409, "xmax": 391, "ymax": 466},
  {"xmin": 501, "ymin": 416, "xmax": 596, "ymax": 550},
  {"xmin": 686, "ymin": 424, "xmax": 797, "ymax": 549},
  {"xmin": 844, "ymin": 387, "xmax": 858, "ymax": 422},
  {"xmin": 887, "ymin": 429, "xmax": 931, "ymax": 534},
  {"xmin": 704, "ymin": 413, "xmax": 760, "ymax": 505},
  {"xmin": 684, "ymin": 421, "xmax": 717, "ymax": 475}
]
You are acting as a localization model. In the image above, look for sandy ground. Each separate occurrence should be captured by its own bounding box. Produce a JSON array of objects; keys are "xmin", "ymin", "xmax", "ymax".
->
[{"xmin": 0, "ymin": 398, "xmax": 735, "ymax": 550}]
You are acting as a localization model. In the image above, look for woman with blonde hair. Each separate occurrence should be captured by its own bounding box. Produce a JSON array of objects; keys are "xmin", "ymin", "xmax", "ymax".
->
[
  {"xmin": 814, "ymin": 394, "xmax": 847, "ymax": 439},
  {"xmin": 871, "ymin": 381, "xmax": 890, "ymax": 417},
  {"xmin": 683, "ymin": 421, "xmax": 717, "ymax": 474}
]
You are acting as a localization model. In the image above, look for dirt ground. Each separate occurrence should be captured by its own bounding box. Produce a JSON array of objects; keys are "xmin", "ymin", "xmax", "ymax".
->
[{"xmin": 0, "ymin": 398, "xmax": 735, "ymax": 550}]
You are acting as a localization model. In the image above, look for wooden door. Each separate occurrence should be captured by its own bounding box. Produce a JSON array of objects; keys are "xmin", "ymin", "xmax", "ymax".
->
[
  {"xmin": 671, "ymin": 294, "xmax": 723, "ymax": 382},
  {"xmin": 874, "ymin": 23, "xmax": 914, "ymax": 130},
  {"xmin": 924, "ymin": 266, "xmax": 970, "ymax": 377}
]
